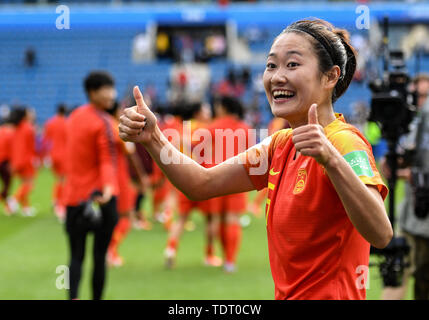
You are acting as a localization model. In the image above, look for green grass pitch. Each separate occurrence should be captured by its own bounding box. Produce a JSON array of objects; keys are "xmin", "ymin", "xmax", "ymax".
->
[{"xmin": 0, "ymin": 168, "xmax": 413, "ymax": 299}]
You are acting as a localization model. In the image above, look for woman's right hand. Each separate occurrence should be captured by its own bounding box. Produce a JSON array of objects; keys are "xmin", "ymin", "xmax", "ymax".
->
[{"xmin": 119, "ymin": 86, "xmax": 158, "ymax": 145}]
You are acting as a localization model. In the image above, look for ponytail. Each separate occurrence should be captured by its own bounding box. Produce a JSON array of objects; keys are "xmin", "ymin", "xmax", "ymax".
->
[{"xmin": 332, "ymin": 29, "xmax": 357, "ymax": 101}]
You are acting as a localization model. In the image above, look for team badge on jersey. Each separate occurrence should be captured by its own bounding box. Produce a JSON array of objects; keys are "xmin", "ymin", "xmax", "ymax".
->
[{"xmin": 293, "ymin": 168, "xmax": 307, "ymax": 194}]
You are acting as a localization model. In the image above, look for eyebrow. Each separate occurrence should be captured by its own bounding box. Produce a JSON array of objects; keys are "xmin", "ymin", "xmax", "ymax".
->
[{"xmin": 268, "ymin": 50, "xmax": 303, "ymax": 58}]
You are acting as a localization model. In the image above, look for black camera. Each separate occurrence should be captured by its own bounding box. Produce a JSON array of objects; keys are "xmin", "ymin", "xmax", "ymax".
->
[
  {"xmin": 368, "ymin": 50, "xmax": 416, "ymax": 141},
  {"xmin": 367, "ymin": 17, "xmax": 416, "ymax": 288},
  {"xmin": 377, "ymin": 237, "xmax": 410, "ymax": 287}
]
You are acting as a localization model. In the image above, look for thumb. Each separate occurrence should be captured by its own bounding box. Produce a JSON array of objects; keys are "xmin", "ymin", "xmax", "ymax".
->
[
  {"xmin": 308, "ymin": 103, "xmax": 319, "ymax": 125},
  {"xmin": 133, "ymin": 85, "xmax": 148, "ymax": 114}
]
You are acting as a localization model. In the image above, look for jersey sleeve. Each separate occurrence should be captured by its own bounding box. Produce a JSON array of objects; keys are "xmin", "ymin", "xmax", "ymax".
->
[
  {"xmin": 238, "ymin": 135, "xmax": 272, "ymax": 191},
  {"xmin": 330, "ymin": 129, "xmax": 388, "ymax": 200}
]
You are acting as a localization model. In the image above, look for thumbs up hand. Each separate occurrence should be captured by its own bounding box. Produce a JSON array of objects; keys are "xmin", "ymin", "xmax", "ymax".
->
[
  {"xmin": 307, "ymin": 103, "xmax": 319, "ymax": 125},
  {"xmin": 291, "ymin": 104, "xmax": 334, "ymax": 165},
  {"xmin": 119, "ymin": 86, "xmax": 158, "ymax": 145}
]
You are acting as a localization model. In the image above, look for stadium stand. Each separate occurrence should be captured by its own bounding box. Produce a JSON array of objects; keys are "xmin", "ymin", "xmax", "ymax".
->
[{"xmin": 1, "ymin": 2, "xmax": 429, "ymax": 125}]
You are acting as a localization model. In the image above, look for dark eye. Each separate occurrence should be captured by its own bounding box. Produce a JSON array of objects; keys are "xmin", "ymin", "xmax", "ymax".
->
[
  {"xmin": 266, "ymin": 62, "xmax": 276, "ymax": 69},
  {"xmin": 287, "ymin": 62, "xmax": 299, "ymax": 68}
]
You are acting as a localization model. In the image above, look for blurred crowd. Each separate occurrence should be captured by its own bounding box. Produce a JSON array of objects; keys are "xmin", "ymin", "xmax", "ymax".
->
[{"xmin": 0, "ymin": 70, "xmax": 276, "ymax": 300}]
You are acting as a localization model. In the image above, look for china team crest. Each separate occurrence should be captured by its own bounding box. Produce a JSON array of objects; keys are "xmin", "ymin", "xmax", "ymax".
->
[{"xmin": 293, "ymin": 168, "xmax": 307, "ymax": 194}]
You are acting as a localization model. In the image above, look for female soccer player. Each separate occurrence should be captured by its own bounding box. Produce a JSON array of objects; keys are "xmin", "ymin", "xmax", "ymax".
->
[
  {"xmin": 44, "ymin": 104, "xmax": 68, "ymax": 221},
  {"xmin": 164, "ymin": 102, "xmax": 223, "ymax": 269},
  {"xmin": 107, "ymin": 102, "xmax": 147, "ymax": 267},
  {"xmin": 119, "ymin": 19, "xmax": 393, "ymax": 300},
  {"xmin": 208, "ymin": 96, "xmax": 252, "ymax": 273},
  {"xmin": 8, "ymin": 107, "xmax": 36, "ymax": 217},
  {"xmin": 64, "ymin": 71, "xmax": 119, "ymax": 300}
]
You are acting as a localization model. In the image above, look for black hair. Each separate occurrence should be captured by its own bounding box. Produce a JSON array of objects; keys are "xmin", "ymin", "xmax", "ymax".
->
[
  {"xmin": 9, "ymin": 107, "xmax": 27, "ymax": 126},
  {"xmin": 216, "ymin": 96, "xmax": 244, "ymax": 119},
  {"xmin": 56, "ymin": 103, "xmax": 67, "ymax": 115},
  {"xmin": 279, "ymin": 18, "xmax": 357, "ymax": 103},
  {"xmin": 180, "ymin": 102, "xmax": 202, "ymax": 121},
  {"xmin": 83, "ymin": 70, "xmax": 114, "ymax": 96}
]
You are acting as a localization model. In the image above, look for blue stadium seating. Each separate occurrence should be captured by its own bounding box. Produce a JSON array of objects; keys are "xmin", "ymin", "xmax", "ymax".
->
[
  {"xmin": 1, "ymin": 2, "xmax": 429, "ymax": 126},
  {"xmin": 0, "ymin": 26, "xmax": 172, "ymax": 124}
]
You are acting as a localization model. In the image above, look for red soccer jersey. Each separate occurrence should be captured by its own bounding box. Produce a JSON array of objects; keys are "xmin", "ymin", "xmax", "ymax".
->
[
  {"xmin": 162, "ymin": 115, "xmax": 183, "ymax": 150},
  {"xmin": 177, "ymin": 118, "xmax": 214, "ymax": 215},
  {"xmin": 240, "ymin": 114, "xmax": 388, "ymax": 300},
  {"xmin": 0, "ymin": 125, "xmax": 14, "ymax": 163},
  {"xmin": 181, "ymin": 119, "xmax": 210, "ymax": 164},
  {"xmin": 208, "ymin": 115, "xmax": 252, "ymax": 167},
  {"xmin": 10, "ymin": 120, "xmax": 36, "ymax": 176},
  {"xmin": 150, "ymin": 115, "xmax": 183, "ymax": 195},
  {"xmin": 63, "ymin": 104, "xmax": 118, "ymax": 206},
  {"xmin": 44, "ymin": 115, "xmax": 67, "ymax": 164},
  {"xmin": 111, "ymin": 116, "xmax": 136, "ymax": 214},
  {"xmin": 207, "ymin": 115, "xmax": 252, "ymax": 213}
]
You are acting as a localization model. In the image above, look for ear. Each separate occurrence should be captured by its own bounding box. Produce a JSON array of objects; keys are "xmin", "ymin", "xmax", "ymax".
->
[{"xmin": 323, "ymin": 65, "xmax": 341, "ymax": 91}]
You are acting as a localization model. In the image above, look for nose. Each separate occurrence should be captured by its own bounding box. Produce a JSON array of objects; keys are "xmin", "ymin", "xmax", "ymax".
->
[{"xmin": 271, "ymin": 67, "xmax": 287, "ymax": 86}]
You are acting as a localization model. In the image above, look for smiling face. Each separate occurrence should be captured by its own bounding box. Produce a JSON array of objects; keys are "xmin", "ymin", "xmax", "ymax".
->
[{"xmin": 263, "ymin": 32, "xmax": 332, "ymax": 127}]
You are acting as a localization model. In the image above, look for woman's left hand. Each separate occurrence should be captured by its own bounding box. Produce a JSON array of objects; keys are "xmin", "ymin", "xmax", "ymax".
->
[{"xmin": 292, "ymin": 104, "xmax": 336, "ymax": 166}]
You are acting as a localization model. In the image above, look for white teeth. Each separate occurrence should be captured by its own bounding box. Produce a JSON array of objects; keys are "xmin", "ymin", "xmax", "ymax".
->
[{"xmin": 273, "ymin": 90, "xmax": 295, "ymax": 98}]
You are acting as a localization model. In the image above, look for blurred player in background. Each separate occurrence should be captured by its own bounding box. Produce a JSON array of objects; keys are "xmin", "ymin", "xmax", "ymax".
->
[
  {"xmin": 0, "ymin": 112, "xmax": 14, "ymax": 214},
  {"xmin": 44, "ymin": 104, "xmax": 68, "ymax": 222},
  {"xmin": 63, "ymin": 71, "xmax": 119, "ymax": 300},
  {"xmin": 129, "ymin": 142, "xmax": 152, "ymax": 230},
  {"xmin": 150, "ymin": 110, "xmax": 182, "ymax": 230},
  {"xmin": 107, "ymin": 101, "xmax": 148, "ymax": 267},
  {"xmin": 150, "ymin": 162, "xmax": 175, "ymax": 230},
  {"xmin": 209, "ymin": 96, "xmax": 252, "ymax": 273},
  {"xmin": 7, "ymin": 107, "xmax": 37, "ymax": 217},
  {"xmin": 164, "ymin": 102, "xmax": 223, "ymax": 268},
  {"xmin": 126, "ymin": 93, "xmax": 153, "ymax": 231}
]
